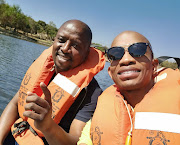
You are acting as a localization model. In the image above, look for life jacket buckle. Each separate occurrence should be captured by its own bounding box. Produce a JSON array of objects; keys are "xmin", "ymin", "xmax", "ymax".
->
[{"xmin": 12, "ymin": 121, "xmax": 37, "ymax": 136}]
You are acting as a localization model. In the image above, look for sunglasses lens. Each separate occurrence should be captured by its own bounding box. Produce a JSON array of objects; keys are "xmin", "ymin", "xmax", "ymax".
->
[
  {"xmin": 129, "ymin": 43, "xmax": 147, "ymax": 57},
  {"xmin": 107, "ymin": 47, "xmax": 124, "ymax": 61}
]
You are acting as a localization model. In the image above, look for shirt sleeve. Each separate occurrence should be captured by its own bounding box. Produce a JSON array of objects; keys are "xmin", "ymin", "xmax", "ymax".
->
[
  {"xmin": 75, "ymin": 78, "xmax": 102, "ymax": 122},
  {"xmin": 77, "ymin": 119, "xmax": 92, "ymax": 145}
]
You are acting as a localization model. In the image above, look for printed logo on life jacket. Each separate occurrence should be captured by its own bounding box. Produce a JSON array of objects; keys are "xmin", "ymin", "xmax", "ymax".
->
[
  {"xmin": 23, "ymin": 73, "xmax": 31, "ymax": 85},
  {"xmin": 147, "ymin": 131, "xmax": 170, "ymax": 145},
  {"xmin": 52, "ymin": 88, "xmax": 64, "ymax": 103},
  {"xmin": 91, "ymin": 126, "xmax": 103, "ymax": 145},
  {"xmin": 18, "ymin": 90, "xmax": 27, "ymax": 106}
]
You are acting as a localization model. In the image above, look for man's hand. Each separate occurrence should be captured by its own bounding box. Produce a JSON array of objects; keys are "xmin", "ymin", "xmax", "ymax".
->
[
  {"xmin": 23, "ymin": 82, "xmax": 53, "ymax": 132},
  {"xmin": 23, "ymin": 82, "xmax": 86, "ymax": 145}
]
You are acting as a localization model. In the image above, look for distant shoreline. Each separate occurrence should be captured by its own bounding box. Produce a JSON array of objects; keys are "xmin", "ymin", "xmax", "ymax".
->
[{"xmin": 0, "ymin": 27, "xmax": 53, "ymax": 47}]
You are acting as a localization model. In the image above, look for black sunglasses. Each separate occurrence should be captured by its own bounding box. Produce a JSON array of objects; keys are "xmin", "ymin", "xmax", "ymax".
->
[{"xmin": 106, "ymin": 42, "xmax": 152, "ymax": 61}]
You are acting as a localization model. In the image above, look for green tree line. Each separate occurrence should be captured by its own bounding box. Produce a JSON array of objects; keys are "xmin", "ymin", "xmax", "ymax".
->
[
  {"xmin": 91, "ymin": 43, "xmax": 108, "ymax": 52},
  {"xmin": 0, "ymin": 0, "xmax": 58, "ymax": 40},
  {"xmin": 160, "ymin": 60, "xmax": 178, "ymax": 69}
]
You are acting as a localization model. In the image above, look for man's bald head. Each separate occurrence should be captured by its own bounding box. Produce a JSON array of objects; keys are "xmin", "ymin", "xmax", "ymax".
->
[
  {"xmin": 112, "ymin": 31, "xmax": 150, "ymax": 46},
  {"xmin": 111, "ymin": 31, "xmax": 153, "ymax": 59}
]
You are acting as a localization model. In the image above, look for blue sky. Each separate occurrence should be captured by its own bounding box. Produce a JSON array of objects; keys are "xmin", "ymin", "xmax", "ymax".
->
[{"xmin": 5, "ymin": 0, "xmax": 180, "ymax": 58}]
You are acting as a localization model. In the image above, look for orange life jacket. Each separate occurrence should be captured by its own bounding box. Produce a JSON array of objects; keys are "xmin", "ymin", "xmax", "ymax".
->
[
  {"xmin": 11, "ymin": 46, "xmax": 105, "ymax": 145},
  {"xmin": 90, "ymin": 68, "xmax": 180, "ymax": 145}
]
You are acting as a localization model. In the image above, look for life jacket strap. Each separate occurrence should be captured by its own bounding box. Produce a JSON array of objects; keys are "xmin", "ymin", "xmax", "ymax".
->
[{"xmin": 12, "ymin": 121, "xmax": 37, "ymax": 136}]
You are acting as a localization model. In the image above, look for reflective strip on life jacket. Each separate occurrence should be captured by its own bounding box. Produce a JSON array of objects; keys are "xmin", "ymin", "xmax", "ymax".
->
[
  {"xmin": 52, "ymin": 73, "xmax": 80, "ymax": 97},
  {"xmin": 134, "ymin": 112, "xmax": 180, "ymax": 134}
]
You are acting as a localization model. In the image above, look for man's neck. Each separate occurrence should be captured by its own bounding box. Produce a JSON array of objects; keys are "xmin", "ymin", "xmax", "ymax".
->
[{"xmin": 120, "ymin": 81, "xmax": 155, "ymax": 108}]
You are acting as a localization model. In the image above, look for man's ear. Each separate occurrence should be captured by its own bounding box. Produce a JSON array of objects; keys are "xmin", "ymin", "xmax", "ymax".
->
[
  {"xmin": 108, "ymin": 67, "xmax": 112, "ymax": 79},
  {"xmin": 152, "ymin": 58, "xmax": 159, "ymax": 68},
  {"xmin": 152, "ymin": 58, "xmax": 159, "ymax": 78}
]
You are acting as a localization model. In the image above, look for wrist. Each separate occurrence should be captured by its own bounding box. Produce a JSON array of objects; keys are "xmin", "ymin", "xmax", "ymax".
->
[{"xmin": 39, "ymin": 118, "xmax": 55, "ymax": 133}]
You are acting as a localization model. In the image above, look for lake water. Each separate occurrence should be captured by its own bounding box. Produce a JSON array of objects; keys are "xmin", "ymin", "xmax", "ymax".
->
[{"xmin": 0, "ymin": 34, "xmax": 114, "ymax": 115}]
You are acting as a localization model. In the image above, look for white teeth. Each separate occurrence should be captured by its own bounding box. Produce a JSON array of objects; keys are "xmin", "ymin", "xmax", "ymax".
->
[{"xmin": 120, "ymin": 70, "xmax": 138, "ymax": 75}]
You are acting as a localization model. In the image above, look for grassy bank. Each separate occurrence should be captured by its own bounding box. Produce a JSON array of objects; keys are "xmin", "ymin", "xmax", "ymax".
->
[{"xmin": 0, "ymin": 26, "xmax": 53, "ymax": 47}]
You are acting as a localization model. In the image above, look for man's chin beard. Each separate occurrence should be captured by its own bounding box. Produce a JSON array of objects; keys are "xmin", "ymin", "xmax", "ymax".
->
[{"xmin": 55, "ymin": 63, "xmax": 71, "ymax": 73}]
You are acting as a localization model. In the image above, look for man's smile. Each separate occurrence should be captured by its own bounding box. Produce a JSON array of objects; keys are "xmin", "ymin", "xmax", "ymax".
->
[
  {"xmin": 56, "ymin": 51, "xmax": 71, "ymax": 61},
  {"xmin": 117, "ymin": 67, "xmax": 141, "ymax": 81}
]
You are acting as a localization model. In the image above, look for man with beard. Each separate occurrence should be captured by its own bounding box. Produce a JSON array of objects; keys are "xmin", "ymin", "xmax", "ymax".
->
[{"xmin": 0, "ymin": 20, "xmax": 105, "ymax": 145}]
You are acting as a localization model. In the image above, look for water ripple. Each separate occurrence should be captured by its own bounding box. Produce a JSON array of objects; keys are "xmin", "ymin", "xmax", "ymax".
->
[{"xmin": 0, "ymin": 34, "xmax": 47, "ymax": 114}]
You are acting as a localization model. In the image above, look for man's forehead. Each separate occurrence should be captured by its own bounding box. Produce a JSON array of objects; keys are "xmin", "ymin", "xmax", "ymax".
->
[
  {"xmin": 112, "ymin": 32, "xmax": 148, "ymax": 47},
  {"xmin": 57, "ymin": 25, "xmax": 83, "ymax": 41},
  {"xmin": 60, "ymin": 22, "xmax": 83, "ymax": 33}
]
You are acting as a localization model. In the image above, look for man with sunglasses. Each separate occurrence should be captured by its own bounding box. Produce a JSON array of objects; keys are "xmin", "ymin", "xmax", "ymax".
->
[{"xmin": 78, "ymin": 31, "xmax": 180, "ymax": 145}]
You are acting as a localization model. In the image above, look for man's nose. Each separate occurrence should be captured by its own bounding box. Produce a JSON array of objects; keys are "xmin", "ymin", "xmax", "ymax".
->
[
  {"xmin": 61, "ymin": 40, "xmax": 71, "ymax": 53},
  {"xmin": 119, "ymin": 51, "xmax": 136, "ymax": 66}
]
